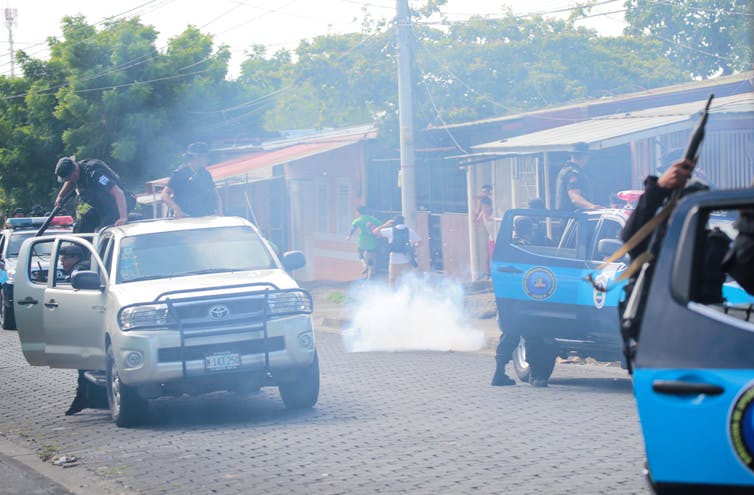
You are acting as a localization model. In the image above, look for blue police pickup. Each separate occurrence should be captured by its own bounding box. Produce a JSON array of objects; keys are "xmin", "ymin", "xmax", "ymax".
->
[
  {"xmin": 491, "ymin": 207, "xmax": 630, "ymax": 381},
  {"xmin": 630, "ymin": 188, "xmax": 754, "ymax": 493}
]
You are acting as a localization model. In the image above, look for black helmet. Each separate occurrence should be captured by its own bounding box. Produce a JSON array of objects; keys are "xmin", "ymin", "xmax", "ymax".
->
[{"xmin": 55, "ymin": 156, "xmax": 76, "ymax": 182}]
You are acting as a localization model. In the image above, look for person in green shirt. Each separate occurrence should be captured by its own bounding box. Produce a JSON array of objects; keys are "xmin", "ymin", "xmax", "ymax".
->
[{"xmin": 347, "ymin": 205, "xmax": 381, "ymax": 279}]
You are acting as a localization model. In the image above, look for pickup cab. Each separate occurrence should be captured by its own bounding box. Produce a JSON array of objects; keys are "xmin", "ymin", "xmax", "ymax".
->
[
  {"xmin": 13, "ymin": 216, "xmax": 318, "ymax": 427},
  {"xmin": 630, "ymin": 189, "xmax": 754, "ymax": 493},
  {"xmin": 491, "ymin": 208, "xmax": 630, "ymax": 381}
]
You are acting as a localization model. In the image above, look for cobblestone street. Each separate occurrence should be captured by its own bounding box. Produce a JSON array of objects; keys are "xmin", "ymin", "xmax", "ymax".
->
[{"xmin": 0, "ymin": 282, "xmax": 648, "ymax": 495}]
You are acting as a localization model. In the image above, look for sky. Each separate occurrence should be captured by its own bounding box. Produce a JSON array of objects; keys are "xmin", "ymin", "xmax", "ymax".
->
[{"xmin": 0, "ymin": 0, "xmax": 627, "ymax": 78}]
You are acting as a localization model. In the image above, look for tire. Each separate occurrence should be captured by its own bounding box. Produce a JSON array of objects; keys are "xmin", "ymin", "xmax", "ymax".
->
[
  {"xmin": 106, "ymin": 345, "xmax": 147, "ymax": 427},
  {"xmin": 512, "ymin": 338, "xmax": 557, "ymax": 382},
  {"xmin": 1, "ymin": 291, "xmax": 15, "ymax": 330},
  {"xmin": 279, "ymin": 352, "xmax": 320, "ymax": 410}
]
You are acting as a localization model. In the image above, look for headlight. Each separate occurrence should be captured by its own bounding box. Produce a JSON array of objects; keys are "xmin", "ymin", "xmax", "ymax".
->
[
  {"xmin": 267, "ymin": 290, "xmax": 313, "ymax": 316},
  {"xmin": 119, "ymin": 304, "xmax": 176, "ymax": 331}
]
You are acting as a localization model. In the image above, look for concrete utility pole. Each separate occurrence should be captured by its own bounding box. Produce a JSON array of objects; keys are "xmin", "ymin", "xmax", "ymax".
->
[
  {"xmin": 4, "ymin": 7, "xmax": 16, "ymax": 77},
  {"xmin": 396, "ymin": 0, "xmax": 417, "ymax": 228}
]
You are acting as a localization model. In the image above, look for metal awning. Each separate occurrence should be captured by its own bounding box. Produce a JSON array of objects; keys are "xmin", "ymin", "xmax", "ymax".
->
[{"xmin": 471, "ymin": 93, "xmax": 754, "ymax": 155}]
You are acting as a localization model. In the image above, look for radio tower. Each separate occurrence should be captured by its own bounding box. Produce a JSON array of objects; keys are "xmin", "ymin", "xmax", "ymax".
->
[{"xmin": 4, "ymin": 6, "xmax": 16, "ymax": 77}]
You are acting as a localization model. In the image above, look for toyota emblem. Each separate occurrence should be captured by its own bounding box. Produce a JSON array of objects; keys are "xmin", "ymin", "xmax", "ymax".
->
[{"xmin": 208, "ymin": 304, "xmax": 230, "ymax": 320}]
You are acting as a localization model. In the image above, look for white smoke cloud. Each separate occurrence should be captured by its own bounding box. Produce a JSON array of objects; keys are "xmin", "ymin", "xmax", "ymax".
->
[{"xmin": 341, "ymin": 273, "xmax": 486, "ymax": 353}]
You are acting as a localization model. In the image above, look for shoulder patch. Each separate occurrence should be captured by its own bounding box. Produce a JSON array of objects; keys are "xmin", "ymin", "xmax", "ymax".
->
[{"xmin": 98, "ymin": 175, "xmax": 111, "ymax": 187}]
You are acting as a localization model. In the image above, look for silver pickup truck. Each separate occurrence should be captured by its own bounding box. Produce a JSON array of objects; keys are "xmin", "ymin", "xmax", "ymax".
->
[{"xmin": 13, "ymin": 216, "xmax": 318, "ymax": 427}]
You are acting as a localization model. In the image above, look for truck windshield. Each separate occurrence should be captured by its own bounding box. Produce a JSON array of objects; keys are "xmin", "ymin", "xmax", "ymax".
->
[{"xmin": 116, "ymin": 226, "xmax": 277, "ymax": 283}]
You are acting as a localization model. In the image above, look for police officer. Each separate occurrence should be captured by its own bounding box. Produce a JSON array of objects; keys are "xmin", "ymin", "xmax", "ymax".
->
[
  {"xmin": 555, "ymin": 142, "xmax": 600, "ymax": 211},
  {"xmin": 161, "ymin": 142, "xmax": 222, "ymax": 218},
  {"xmin": 54, "ymin": 156, "xmax": 130, "ymax": 233},
  {"xmin": 57, "ymin": 243, "xmax": 104, "ymax": 416}
]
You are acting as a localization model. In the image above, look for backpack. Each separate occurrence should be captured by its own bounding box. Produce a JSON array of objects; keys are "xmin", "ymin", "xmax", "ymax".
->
[{"xmin": 389, "ymin": 226, "xmax": 410, "ymax": 253}]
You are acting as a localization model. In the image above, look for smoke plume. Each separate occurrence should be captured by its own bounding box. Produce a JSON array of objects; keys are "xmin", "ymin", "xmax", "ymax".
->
[{"xmin": 341, "ymin": 273, "xmax": 486, "ymax": 353}]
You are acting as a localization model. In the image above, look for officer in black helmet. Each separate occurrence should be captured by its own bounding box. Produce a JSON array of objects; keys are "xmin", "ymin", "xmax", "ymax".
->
[{"xmin": 54, "ymin": 156, "xmax": 131, "ymax": 233}]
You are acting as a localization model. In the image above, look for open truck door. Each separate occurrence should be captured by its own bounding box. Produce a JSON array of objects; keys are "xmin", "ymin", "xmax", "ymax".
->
[{"xmin": 631, "ymin": 189, "xmax": 754, "ymax": 493}]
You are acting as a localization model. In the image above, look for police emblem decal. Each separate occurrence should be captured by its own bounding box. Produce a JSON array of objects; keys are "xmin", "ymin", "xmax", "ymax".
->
[
  {"xmin": 592, "ymin": 272, "xmax": 609, "ymax": 309},
  {"xmin": 208, "ymin": 304, "xmax": 230, "ymax": 320},
  {"xmin": 730, "ymin": 383, "xmax": 754, "ymax": 473},
  {"xmin": 522, "ymin": 267, "xmax": 557, "ymax": 300}
]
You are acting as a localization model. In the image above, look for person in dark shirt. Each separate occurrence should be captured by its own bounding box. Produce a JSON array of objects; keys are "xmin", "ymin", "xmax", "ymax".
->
[
  {"xmin": 555, "ymin": 142, "xmax": 600, "ymax": 211},
  {"xmin": 161, "ymin": 142, "xmax": 222, "ymax": 218},
  {"xmin": 54, "ymin": 156, "xmax": 131, "ymax": 233}
]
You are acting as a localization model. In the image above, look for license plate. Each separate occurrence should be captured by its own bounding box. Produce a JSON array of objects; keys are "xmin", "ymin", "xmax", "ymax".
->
[{"xmin": 204, "ymin": 352, "xmax": 241, "ymax": 371}]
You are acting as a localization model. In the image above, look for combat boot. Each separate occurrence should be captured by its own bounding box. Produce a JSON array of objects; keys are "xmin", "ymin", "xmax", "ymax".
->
[{"xmin": 491, "ymin": 360, "xmax": 515, "ymax": 386}]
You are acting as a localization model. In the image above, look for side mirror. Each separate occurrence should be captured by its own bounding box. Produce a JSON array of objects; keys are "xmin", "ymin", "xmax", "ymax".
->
[
  {"xmin": 71, "ymin": 271, "xmax": 103, "ymax": 291},
  {"xmin": 282, "ymin": 251, "xmax": 306, "ymax": 272},
  {"xmin": 597, "ymin": 238, "xmax": 624, "ymax": 260}
]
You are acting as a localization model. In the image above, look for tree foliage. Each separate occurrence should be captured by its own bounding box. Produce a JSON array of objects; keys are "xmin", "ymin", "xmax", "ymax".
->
[
  {"xmin": 0, "ymin": 3, "xmax": 744, "ymax": 212},
  {"xmin": 624, "ymin": 0, "xmax": 753, "ymax": 77}
]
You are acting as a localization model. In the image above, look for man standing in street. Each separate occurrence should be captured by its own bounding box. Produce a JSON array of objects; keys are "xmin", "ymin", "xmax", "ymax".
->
[
  {"xmin": 54, "ymin": 156, "xmax": 132, "ymax": 233},
  {"xmin": 374, "ymin": 215, "xmax": 421, "ymax": 288},
  {"xmin": 555, "ymin": 142, "xmax": 601, "ymax": 211},
  {"xmin": 161, "ymin": 142, "xmax": 223, "ymax": 218}
]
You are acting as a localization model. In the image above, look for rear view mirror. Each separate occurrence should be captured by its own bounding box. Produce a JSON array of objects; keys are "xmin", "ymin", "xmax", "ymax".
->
[
  {"xmin": 282, "ymin": 251, "xmax": 306, "ymax": 272},
  {"xmin": 598, "ymin": 238, "xmax": 623, "ymax": 260},
  {"xmin": 71, "ymin": 271, "xmax": 103, "ymax": 291}
]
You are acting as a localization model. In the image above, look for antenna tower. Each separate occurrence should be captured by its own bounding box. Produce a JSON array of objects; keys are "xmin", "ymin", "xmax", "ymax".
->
[{"xmin": 4, "ymin": 6, "xmax": 17, "ymax": 77}]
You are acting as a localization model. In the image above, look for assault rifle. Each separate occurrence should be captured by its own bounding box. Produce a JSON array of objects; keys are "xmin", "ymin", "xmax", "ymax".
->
[
  {"xmin": 619, "ymin": 94, "xmax": 714, "ymax": 373},
  {"xmin": 35, "ymin": 190, "xmax": 75, "ymax": 237}
]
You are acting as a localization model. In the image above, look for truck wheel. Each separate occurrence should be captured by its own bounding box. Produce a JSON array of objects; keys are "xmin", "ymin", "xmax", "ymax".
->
[
  {"xmin": 279, "ymin": 352, "xmax": 320, "ymax": 410},
  {"xmin": 106, "ymin": 346, "xmax": 146, "ymax": 427},
  {"xmin": 1, "ymin": 293, "xmax": 15, "ymax": 330},
  {"xmin": 512, "ymin": 337, "xmax": 531, "ymax": 382},
  {"xmin": 512, "ymin": 338, "xmax": 557, "ymax": 382}
]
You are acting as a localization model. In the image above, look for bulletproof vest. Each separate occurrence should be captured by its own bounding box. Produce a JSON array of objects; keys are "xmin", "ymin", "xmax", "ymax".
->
[
  {"xmin": 76, "ymin": 160, "xmax": 135, "ymax": 214},
  {"xmin": 389, "ymin": 226, "xmax": 410, "ymax": 253}
]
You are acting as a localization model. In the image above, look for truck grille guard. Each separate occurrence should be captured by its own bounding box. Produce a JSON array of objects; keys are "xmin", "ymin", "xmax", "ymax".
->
[{"xmin": 124, "ymin": 282, "xmax": 313, "ymax": 379}]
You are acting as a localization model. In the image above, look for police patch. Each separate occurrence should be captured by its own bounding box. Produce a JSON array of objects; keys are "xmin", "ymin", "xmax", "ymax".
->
[
  {"xmin": 522, "ymin": 267, "xmax": 556, "ymax": 300},
  {"xmin": 98, "ymin": 175, "xmax": 110, "ymax": 186},
  {"xmin": 592, "ymin": 272, "xmax": 609, "ymax": 309},
  {"xmin": 730, "ymin": 383, "xmax": 754, "ymax": 473}
]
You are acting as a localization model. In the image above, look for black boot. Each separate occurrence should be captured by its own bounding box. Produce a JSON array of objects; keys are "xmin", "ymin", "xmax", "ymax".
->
[
  {"xmin": 491, "ymin": 360, "xmax": 515, "ymax": 386},
  {"xmin": 65, "ymin": 370, "xmax": 90, "ymax": 415},
  {"xmin": 65, "ymin": 393, "xmax": 88, "ymax": 415}
]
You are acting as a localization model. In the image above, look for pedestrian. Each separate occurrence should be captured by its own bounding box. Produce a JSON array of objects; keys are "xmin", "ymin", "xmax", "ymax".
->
[
  {"xmin": 161, "ymin": 142, "xmax": 222, "ymax": 218},
  {"xmin": 373, "ymin": 215, "xmax": 421, "ymax": 288},
  {"xmin": 54, "ymin": 156, "xmax": 133, "ymax": 233},
  {"xmin": 474, "ymin": 185, "xmax": 495, "ymax": 278},
  {"xmin": 555, "ymin": 142, "xmax": 601, "ymax": 211},
  {"xmin": 347, "ymin": 205, "xmax": 382, "ymax": 279}
]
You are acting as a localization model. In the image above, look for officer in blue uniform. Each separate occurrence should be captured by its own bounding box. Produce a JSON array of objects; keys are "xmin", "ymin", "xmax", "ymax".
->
[{"xmin": 555, "ymin": 142, "xmax": 600, "ymax": 211}]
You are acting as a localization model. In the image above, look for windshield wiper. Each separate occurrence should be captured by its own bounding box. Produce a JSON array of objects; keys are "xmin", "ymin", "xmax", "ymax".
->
[{"xmin": 178, "ymin": 268, "xmax": 239, "ymax": 276}]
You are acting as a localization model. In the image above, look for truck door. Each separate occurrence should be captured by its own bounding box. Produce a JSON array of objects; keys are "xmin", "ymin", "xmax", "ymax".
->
[
  {"xmin": 42, "ymin": 238, "xmax": 107, "ymax": 370},
  {"xmin": 491, "ymin": 210, "xmax": 602, "ymax": 339},
  {"xmin": 632, "ymin": 192, "xmax": 754, "ymax": 491},
  {"xmin": 14, "ymin": 237, "xmax": 57, "ymax": 365}
]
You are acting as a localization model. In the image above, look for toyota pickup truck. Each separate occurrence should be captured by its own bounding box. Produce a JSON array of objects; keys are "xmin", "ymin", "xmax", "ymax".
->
[
  {"xmin": 629, "ymin": 189, "xmax": 754, "ymax": 493},
  {"xmin": 13, "ymin": 216, "xmax": 318, "ymax": 427}
]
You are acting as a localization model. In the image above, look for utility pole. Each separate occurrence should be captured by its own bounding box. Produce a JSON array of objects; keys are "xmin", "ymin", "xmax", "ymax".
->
[
  {"xmin": 4, "ymin": 6, "xmax": 16, "ymax": 77},
  {"xmin": 396, "ymin": 0, "xmax": 417, "ymax": 228}
]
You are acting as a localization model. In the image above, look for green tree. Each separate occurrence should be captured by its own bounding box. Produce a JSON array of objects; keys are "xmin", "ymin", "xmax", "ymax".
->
[{"xmin": 624, "ymin": 0, "xmax": 753, "ymax": 77}]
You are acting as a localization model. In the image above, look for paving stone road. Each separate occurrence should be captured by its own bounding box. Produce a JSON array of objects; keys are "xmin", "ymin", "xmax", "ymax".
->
[{"xmin": 0, "ymin": 282, "xmax": 650, "ymax": 495}]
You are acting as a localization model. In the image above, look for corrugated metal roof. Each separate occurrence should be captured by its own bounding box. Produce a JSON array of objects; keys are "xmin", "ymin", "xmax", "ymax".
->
[
  {"xmin": 471, "ymin": 92, "xmax": 754, "ymax": 155},
  {"xmin": 147, "ymin": 137, "xmax": 364, "ymax": 187}
]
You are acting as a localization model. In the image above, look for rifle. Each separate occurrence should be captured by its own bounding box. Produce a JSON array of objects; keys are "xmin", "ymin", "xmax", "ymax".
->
[
  {"xmin": 586, "ymin": 94, "xmax": 715, "ymax": 292},
  {"xmin": 617, "ymin": 94, "xmax": 714, "ymax": 372},
  {"xmin": 35, "ymin": 190, "xmax": 75, "ymax": 237}
]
